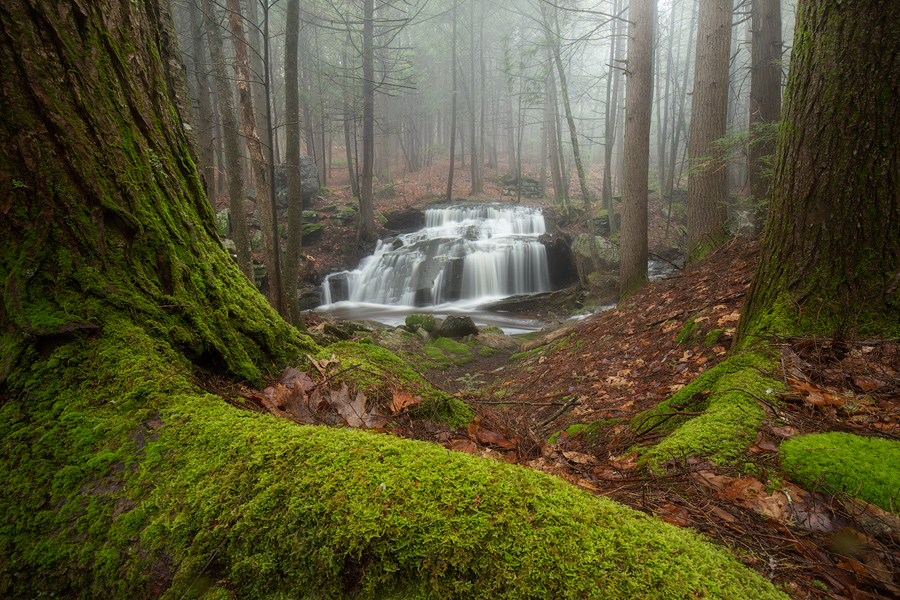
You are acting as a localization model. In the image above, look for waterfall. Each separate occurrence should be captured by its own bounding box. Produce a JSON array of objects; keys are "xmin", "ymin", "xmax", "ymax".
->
[{"xmin": 320, "ymin": 203, "xmax": 550, "ymax": 308}]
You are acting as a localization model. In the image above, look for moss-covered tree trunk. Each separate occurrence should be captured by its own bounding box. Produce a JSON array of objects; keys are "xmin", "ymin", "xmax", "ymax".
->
[
  {"xmin": 737, "ymin": 0, "xmax": 900, "ymax": 343},
  {"xmin": 0, "ymin": 0, "xmax": 300, "ymax": 377}
]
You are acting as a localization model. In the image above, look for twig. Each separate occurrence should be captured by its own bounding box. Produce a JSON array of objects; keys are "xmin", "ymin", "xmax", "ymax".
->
[
  {"xmin": 539, "ymin": 396, "xmax": 581, "ymax": 427},
  {"xmin": 472, "ymin": 399, "xmax": 577, "ymax": 406}
]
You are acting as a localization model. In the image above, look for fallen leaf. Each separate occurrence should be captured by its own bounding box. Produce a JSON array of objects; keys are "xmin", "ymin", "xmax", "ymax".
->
[
  {"xmin": 390, "ymin": 388, "xmax": 424, "ymax": 413},
  {"xmin": 769, "ymin": 426, "xmax": 798, "ymax": 438},
  {"xmin": 562, "ymin": 450, "xmax": 597, "ymax": 465},
  {"xmin": 717, "ymin": 311, "xmax": 741, "ymax": 325},
  {"xmin": 853, "ymin": 375, "xmax": 885, "ymax": 391},
  {"xmin": 657, "ymin": 503, "xmax": 691, "ymax": 526},
  {"xmin": 474, "ymin": 427, "xmax": 516, "ymax": 450},
  {"xmin": 447, "ymin": 439, "xmax": 478, "ymax": 454},
  {"xmin": 576, "ymin": 478, "xmax": 599, "ymax": 492}
]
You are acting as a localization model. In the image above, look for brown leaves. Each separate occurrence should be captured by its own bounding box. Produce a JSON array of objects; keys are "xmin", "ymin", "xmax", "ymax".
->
[
  {"xmin": 691, "ymin": 470, "xmax": 836, "ymax": 532},
  {"xmin": 240, "ymin": 365, "xmax": 418, "ymax": 431}
]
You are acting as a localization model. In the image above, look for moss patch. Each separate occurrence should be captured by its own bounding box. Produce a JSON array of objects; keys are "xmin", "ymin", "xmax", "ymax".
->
[
  {"xmin": 431, "ymin": 337, "xmax": 471, "ymax": 356},
  {"xmin": 635, "ymin": 352, "xmax": 784, "ymax": 466},
  {"xmin": 781, "ymin": 432, "xmax": 900, "ymax": 512}
]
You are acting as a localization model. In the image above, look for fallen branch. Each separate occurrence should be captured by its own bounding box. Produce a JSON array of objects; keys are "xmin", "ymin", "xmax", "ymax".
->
[{"xmin": 540, "ymin": 396, "xmax": 581, "ymax": 428}]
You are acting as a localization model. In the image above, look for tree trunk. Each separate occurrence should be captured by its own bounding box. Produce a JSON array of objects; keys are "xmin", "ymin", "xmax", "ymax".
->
[
  {"xmin": 245, "ymin": 0, "xmax": 272, "ymax": 167},
  {"xmin": 601, "ymin": 0, "xmax": 622, "ymax": 236},
  {"xmin": 282, "ymin": 0, "xmax": 306, "ymax": 330},
  {"xmin": 469, "ymin": 0, "xmax": 481, "ymax": 195},
  {"xmin": 665, "ymin": 0, "xmax": 696, "ymax": 202},
  {"xmin": 201, "ymin": 0, "xmax": 253, "ymax": 281},
  {"xmin": 620, "ymin": 0, "xmax": 655, "ymax": 297},
  {"xmin": 748, "ymin": 0, "xmax": 782, "ymax": 227},
  {"xmin": 686, "ymin": 0, "xmax": 732, "ymax": 264},
  {"xmin": 226, "ymin": 0, "xmax": 283, "ymax": 313},
  {"xmin": 342, "ymin": 50, "xmax": 360, "ymax": 199},
  {"xmin": 546, "ymin": 69, "xmax": 565, "ymax": 212},
  {"xmin": 738, "ymin": 0, "xmax": 900, "ymax": 344},
  {"xmin": 188, "ymin": 0, "xmax": 216, "ymax": 209},
  {"xmin": 358, "ymin": 0, "xmax": 376, "ymax": 240},
  {"xmin": 656, "ymin": 3, "xmax": 675, "ymax": 205},
  {"xmin": 445, "ymin": 0, "xmax": 458, "ymax": 201},
  {"xmin": 551, "ymin": 13, "xmax": 592, "ymax": 215},
  {"xmin": 505, "ymin": 93, "xmax": 516, "ymax": 177}
]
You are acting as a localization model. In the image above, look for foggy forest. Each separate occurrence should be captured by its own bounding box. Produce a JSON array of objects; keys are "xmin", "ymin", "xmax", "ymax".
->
[{"xmin": 1, "ymin": 0, "xmax": 897, "ymax": 597}]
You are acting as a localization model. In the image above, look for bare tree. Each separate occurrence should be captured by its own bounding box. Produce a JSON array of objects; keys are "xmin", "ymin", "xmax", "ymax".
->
[
  {"xmin": 748, "ymin": 0, "xmax": 782, "ymax": 227},
  {"xmin": 686, "ymin": 0, "xmax": 733, "ymax": 263},
  {"xmin": 620, "ymin": 0, "xmax": 655, "ymax": 296},
  {"xmin": 226, "ymin": 0, "xmax": 283, "ymax": 312},
  {"xmin": 358, "ymin": 0, "xmax": 376, "ymax": 240},
  {"xmin": 282, "ymin": 0, "xmax": 306, "ymax": 330},
  {"xmin": 446, "ymin": 0, "xmax": 459, "ymax": 201},
  {"xmin": 200, "ymin": 0, "xmax": 253, "ymax": 281}
]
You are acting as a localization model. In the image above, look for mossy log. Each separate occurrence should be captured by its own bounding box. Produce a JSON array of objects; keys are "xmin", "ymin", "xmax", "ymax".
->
[{"xmin": 0, "ymin": 0, "xmax": 788, "ymax": 597}]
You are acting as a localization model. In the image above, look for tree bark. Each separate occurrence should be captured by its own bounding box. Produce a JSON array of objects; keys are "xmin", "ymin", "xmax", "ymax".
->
[
  {"xmin": 546, "ymin": 68, "xmax": 565, "ymax": 212},
  {"xmin": 601, "ymin": 0, "xmax": 623, "ymax": 236},
  {"xmin": 748, "ymin": 0, "xmax": 782, "ymax": 227},
  {"xmin": 686, "ymin": 0, "xmax": 732, "ymax": 264},
  {"xmin": 188, "ymin": 0, "xmax": 216, "ymax": 208},
  {"xmin": 738, "ymin": 0, "xmax": 900, "ymax": 343},
  {"xmin": 358, "ymin": 0, "xmax": 376, "ymax": 240},
  {"xmin": 282, "ymin": 0, "xmax": 306, "ymax": 330},
  {"xmin": 245, "ymin": 0, "xmax": 272, "ymax": 168},
  {"xmin": 201, "ymin": 0, "xmax": 253, "ymax": 281},
  {"xmin": 226, "ymin": 0, "xmax": 283, "ymax": 313},
  {"xmin": 620, "ymin": 0, "xmax": 655, "ymax": 297},
  {"xmin": 445, "ymin": 0, "xmax": 458, "ymax": 201},
  {"xmin": 550, "ymin": 9, "xmax": 592, "ymax": 215},
  {"xmin": 469, "ymin": 0, "xmax": 481, "ymax": 194}
]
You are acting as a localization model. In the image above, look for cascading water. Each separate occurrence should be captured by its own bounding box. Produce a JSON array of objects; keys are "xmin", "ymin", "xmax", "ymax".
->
[{"xmin": 317, "ymin": 203, "xmax": 551, "ymax": 332}]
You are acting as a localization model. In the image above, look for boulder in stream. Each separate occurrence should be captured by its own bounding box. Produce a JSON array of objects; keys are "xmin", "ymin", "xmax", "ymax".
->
[{"xmin": 437, "ymin": 315, "xmax": 479, "ymax": 338}]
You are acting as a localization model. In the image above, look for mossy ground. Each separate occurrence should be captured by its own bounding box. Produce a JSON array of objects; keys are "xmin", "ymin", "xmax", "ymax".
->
[
  {"xmin": 781, "ymin": 432, "xmax": 900, "ymax": 513},
  {"xmin": 1, "ymin": 321, "xmax": 789, "ymax": 599}
]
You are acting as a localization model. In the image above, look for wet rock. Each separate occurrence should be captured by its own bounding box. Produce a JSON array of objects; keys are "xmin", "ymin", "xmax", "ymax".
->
[
  {"xmin": 215, "ymin": 209, "xmax": 230, "ymax": 237},
  {"xmin": 273, "ymin": 157, "xmax": 320, "ymax": 209},
  {"xmin": 475, "ymin": 331, "xmax": 521, "ymax": 352},
  {"xmin": 437, "ymin": 315, "xmax": 478, "ymax": 338},
  {"xmin": 571, "ymin": 234, "xmax": 619, "ymax": 286},
  {"xmin": 383, "ymin": 207, "xmax": 424, "ymax": 232},
  {"xmin": 540, "ymin": 233, "xmax": 579, "ymax": 289}
]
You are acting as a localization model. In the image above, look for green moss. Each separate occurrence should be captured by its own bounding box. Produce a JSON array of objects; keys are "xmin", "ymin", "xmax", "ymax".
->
[
  {"xmin": 431, "ymin": 337, "xmax": 471, "ymax": 356},
  {"xmin": 477, "ymin": 345, "xmax": 496, "ymax": 358},
  {"xmin": 675, "ymin": 316, "xmax": 701, "ymax": 345},
  {"xmin": 781, "ymin": 432, "xmax": 900, "ymax": 512},
  {"xmin": 635, "ymin": 352, "xmax": 784, "ymax": 466},
  {"xmin": 405, "ymin": 313, "xmax": 436, "ymax": 333},
  {"xmin": 549, "ymin": 419, "xmax": 621, "ymax": 444},
  {"xmin": 703, "ymin": 328, "xmax": 726, "ymax": 346},
  {"xmin": 423, "ymin": 343, "xmax": 451, "ymax": 367}
]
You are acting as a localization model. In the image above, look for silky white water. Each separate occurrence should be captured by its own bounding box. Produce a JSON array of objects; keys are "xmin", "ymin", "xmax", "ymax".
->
[{"xmin": 317, "ymin": 203, "xmax": 551, "ymax": 332}]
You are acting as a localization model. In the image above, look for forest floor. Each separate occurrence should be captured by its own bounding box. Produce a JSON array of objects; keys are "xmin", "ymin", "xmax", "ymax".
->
[{"xmin": 234, "ymin": 158, "xmax": 900, "ymax": 599}]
